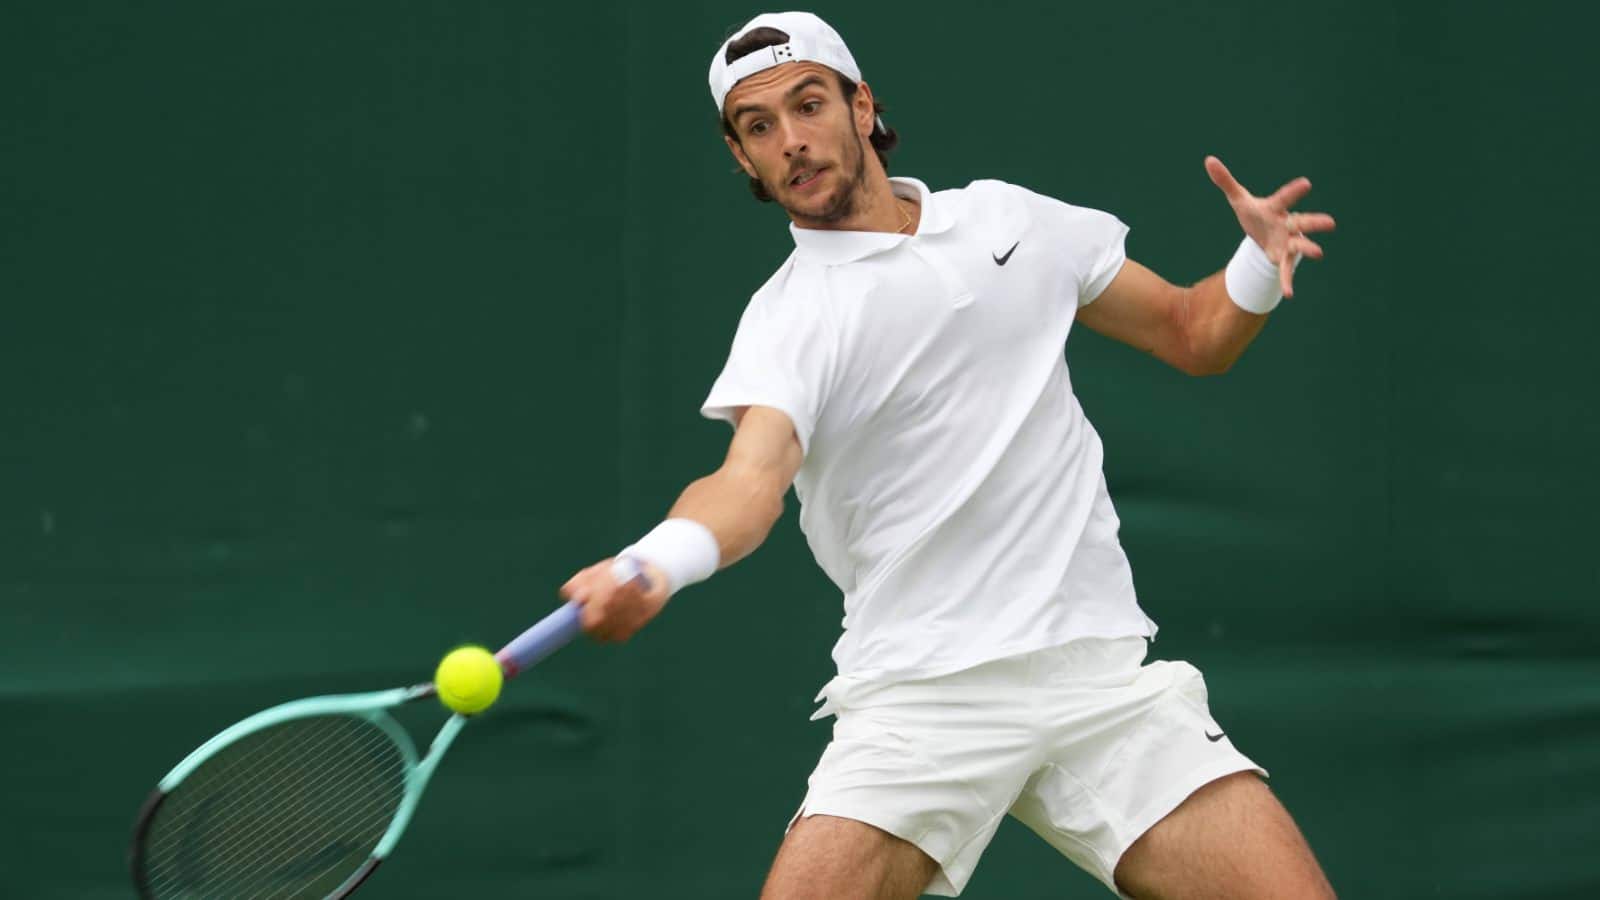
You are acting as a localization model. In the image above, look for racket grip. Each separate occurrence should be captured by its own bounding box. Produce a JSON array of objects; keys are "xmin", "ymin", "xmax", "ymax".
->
[
  {"xmin": 496, "ymin": 559, "xmax": 652, "ymax": 678},
  {"xmin": 496, "ymin": 603, "xmax": 583, "ymax": 678}
]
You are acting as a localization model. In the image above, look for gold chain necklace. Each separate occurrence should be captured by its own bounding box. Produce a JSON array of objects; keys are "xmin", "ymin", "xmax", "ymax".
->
[{"xmin": 895, "ymin": 200, "xmax": 913, "ymax": 235}]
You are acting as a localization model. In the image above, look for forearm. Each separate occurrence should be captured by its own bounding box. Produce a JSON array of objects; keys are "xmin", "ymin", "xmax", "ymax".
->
[
  {"xmin": 567, "ymin": 409, "xmax": 799, "ymax": 637},
  {"xmin": 1182, "ymin": 268, "xmax": 1271, "ymax": 375},
  {"xmin": 668, "ymin": 461, "xmax": 787, "ymax": 569}
]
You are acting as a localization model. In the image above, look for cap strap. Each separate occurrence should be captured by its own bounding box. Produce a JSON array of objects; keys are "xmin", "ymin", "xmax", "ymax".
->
[{"xmin": 723, "ymin": 40, "xmax": 805, "ymax": 85}]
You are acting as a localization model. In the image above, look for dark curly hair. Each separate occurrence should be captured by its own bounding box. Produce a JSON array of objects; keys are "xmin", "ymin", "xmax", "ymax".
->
[{"xmin": 719, "ymin": 26, "xmax": 900, "ymax": 203}]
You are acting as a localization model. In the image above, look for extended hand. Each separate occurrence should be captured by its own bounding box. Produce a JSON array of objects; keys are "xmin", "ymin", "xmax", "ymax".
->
[
  {"xmin": 1205, "ymin": 156, "xmax": 1337, "ymax": 298},
  {"xmin": 559, "ymin": 557, "xmax": 672, "ymax": 642}
]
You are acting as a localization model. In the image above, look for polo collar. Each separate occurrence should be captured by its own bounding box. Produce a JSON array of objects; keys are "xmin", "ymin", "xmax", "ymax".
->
[{"xmin": 788, "ymin": 177, "xmax": 956, "ymax": 265}]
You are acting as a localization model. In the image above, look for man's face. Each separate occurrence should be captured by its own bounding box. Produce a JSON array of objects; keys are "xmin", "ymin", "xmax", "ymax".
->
[{"xmin": 722, "ymin": 62, "xmax": 870, "ymax": 225}]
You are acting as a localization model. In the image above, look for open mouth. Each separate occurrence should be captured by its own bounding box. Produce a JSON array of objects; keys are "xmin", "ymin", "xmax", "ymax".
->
[{"xmin": 790, "ymin": 166, "xmax": 827, "ymax": 188}]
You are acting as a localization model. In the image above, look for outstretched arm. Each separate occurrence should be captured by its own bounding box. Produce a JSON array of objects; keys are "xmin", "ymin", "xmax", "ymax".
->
[
  {"xmin": 665, "ymin": 404, "xmax": 803, "ymax": 567},
  {"xmin": 1076, "ymin": 156, "xmax": 1336, "ymax": 376},
  {"xmin": 558, "ymin": 405, "xmax": 803, "ymax": 641}
]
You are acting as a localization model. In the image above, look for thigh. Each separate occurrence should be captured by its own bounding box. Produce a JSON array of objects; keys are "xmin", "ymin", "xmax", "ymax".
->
[
  {"xmin": 762, "ymin": 813, "xmax": 940, "ymax": 900},
  {"xmin": 1011, "ymin": 658, "xmax": 1268, "ymax": 893},
  {"xmin": 1113, "ymin": 772, "xmax": 1336, "ymax": 900},
  {"xmin": 792, "ymin": 669, "xmax": 1042, "ymax": 895}
]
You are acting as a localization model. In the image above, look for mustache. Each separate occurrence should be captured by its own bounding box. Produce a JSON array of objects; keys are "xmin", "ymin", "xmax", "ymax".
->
[{"xmin": 784, "ymin": 156, "xmax": 827, "ymax": 182}]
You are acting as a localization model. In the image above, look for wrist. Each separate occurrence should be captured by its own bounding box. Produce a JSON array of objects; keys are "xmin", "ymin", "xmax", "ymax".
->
[
  {"xmin": 617, "ymin": 518, "xmax": 720, "ymax": 596},
  {"xmin": 1223, "ymin": 235, "xmax": 1282, "ymax": 314}
]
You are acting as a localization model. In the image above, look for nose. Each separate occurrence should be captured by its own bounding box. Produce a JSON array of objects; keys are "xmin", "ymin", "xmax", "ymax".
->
[{"xmin": 779, "ymin": 119, "xmax": 807, "ymax": 159}]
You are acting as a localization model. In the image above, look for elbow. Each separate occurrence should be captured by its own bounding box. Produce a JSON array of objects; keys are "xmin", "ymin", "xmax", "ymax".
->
[
  {"xmin": 1185, "ymin": 354, "xmax": 1233, "ymax": 377},
  {"xmin": 735, "ymin": 482, "xmax": 787, "ymax": 566},
  {"xmin": 754, "ymin": 487, "xmax": 786, "ymax": 536},
  {"xmin": 722, "ymin": 461, "xmax": 789, "ymax": 530},
  {"xmin": 1177, "ymin": 338, "xmax": 1231, "ymax": 377},
  {"xmin": 1177, "ymin": 316, "xmax": 1233, "ymax": 378},
  {"xmin": 1175, "ymin": 286, "xmax": 1228, "ymax": 377}
]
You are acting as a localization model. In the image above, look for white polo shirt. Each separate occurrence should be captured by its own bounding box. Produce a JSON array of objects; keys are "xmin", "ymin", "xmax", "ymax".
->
[{"xmin": 703, "ymin": 177, "xmax": 1158, "ymax": 683}]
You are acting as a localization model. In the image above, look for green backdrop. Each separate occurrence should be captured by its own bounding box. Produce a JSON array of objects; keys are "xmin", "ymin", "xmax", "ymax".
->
[{"xmin": 4, "ymin": 1, "xmax": 1596, "ymax": 897}]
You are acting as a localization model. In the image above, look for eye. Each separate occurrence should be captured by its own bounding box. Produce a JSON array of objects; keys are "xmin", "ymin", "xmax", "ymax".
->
[
  {"xmin": 748, "ymin": 119, "xmax": 769, "ymax": 136},
  {"xmin": 799, "ymin": 99, "xmax": 821, "ymax": 114}
]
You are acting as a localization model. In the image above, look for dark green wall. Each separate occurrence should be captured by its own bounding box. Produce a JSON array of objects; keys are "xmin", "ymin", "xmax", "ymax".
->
[{"xmin": 4, "ymin": 2, "xmax": 1596, "ymax": 897}]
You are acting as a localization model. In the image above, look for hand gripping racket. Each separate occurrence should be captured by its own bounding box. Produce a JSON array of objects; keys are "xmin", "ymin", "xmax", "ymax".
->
[{"xmin": 128, "ymin": 562, "xmax": 638, "ymax": 900}]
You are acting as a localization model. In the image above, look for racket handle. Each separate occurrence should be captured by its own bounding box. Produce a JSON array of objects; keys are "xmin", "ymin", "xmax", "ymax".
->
[
  {"xmin": 496, "ymin": 603, "xmax": 582, "ymax": 678},
  {"xmin": 495, "ymin": 558, "xmax": 651, "ymax": 678}
]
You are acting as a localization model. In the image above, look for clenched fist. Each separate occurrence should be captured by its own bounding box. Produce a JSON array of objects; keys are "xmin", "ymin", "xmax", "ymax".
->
[{"xmin": 559, "ymin": 557, "xmax": 673, "ymax": 642}]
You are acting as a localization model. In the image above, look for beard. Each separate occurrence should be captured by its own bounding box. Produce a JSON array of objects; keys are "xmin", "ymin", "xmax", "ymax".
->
[{"xmin": 757, "ymin": 128, "xmax": 869, "ymax": 226}]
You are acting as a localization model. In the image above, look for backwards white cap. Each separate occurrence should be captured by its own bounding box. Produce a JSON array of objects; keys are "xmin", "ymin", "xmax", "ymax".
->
[{"xmin": 708, "ymin": 11, "xmax": 862, "ymax": 114}]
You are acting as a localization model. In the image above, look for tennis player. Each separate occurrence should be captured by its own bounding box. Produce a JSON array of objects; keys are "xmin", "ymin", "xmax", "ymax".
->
[{"xmin": 560, "ymin": 11, "xmax": 1338, "ymax": 899}]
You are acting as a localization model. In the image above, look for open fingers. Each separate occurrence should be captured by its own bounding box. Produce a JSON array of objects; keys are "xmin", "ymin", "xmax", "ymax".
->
[
  {"xmin": 1204, "ymin": 155, "xmax": 1248, "ymax": 202},
  {"xmin": 1271, "ymin": 177, "xmax": 1312, "ymax": 210},
  {"xmin": 1289, "ymin": 211, "xmax": 1337, "ymax": 234},
  {"xmin": 1291, "ymin": 234, "xmax": 1325, "ymax": 260},
  {"xmin": 1277, "ymin": 235, "xmax": 1323, "ymax": 298}
]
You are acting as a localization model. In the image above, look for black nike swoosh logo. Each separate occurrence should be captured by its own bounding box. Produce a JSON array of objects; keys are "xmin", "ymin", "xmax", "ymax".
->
[
  {"xmin": 993, "ymin": 241, "xmax": 1019, "ymax": 265},
  {"xmin": 1205, "ymin": 731, "xmax": 1227, "ymax": 742}
]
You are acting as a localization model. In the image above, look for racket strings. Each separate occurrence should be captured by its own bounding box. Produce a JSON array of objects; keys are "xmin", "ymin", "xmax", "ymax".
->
[
  {"xmin": 146, "ymin": 716, "xmax": 402, "ymax": 898},
  {"xmin": 148, "ymin": 718, "xmax": 400, "ymax": 896},
  {"xmin": 144, "ymin": 720, "xmax": 393, "ymax": 897},
  {"xmin": 158, "ymin": 722, "xmax": 391, "ymax": 886},
  {"xmin": 140, "ymin": 715, "xmax": 408, "ymax": 900},
  {"xmin": 145, "ymin": 719, "xmax": 382, "ymax": 889},
  {"xmin": 148, "ymin": 718, "xmax": 374, "ymax": 875}
]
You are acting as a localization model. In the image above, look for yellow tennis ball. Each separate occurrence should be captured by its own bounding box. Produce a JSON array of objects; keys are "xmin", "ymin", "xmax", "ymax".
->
[{"xmin": 434, "ymin": 645, "xmax": 503, "ymax": 715}]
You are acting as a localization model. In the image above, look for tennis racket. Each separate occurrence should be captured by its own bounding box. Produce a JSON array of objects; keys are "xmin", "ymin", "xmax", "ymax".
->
[{"xmin": 128, "ymin": 561, "xmax": 641, "ymax": 900}]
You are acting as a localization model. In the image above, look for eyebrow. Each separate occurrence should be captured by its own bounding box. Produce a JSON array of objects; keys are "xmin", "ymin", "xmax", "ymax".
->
[{"xmin": 730, "ymin": 74, "xmax": 830, "ymax": 126}]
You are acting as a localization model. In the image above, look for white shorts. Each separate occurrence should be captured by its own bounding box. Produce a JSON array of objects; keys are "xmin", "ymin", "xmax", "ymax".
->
[{"xmin": 789, "ymin": 638, "xmax": 1266, "ymax": 897}]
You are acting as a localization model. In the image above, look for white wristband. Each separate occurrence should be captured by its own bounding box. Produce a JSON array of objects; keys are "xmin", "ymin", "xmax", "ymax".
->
[
  {"xmin": 617, "ymin": 518, "xmax": 720, "ymax": 595},
  {"xmin": 1223, "ymin": 236, "xmax": 1284, "ymax": 314}
]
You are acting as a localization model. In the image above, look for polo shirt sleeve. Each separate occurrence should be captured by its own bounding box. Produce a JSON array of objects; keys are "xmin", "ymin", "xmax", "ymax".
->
[
  {"xmin": 1009, "ymin": 184, "xmax": 1129, "ymax": 307},
  {"xmin": 700, "ymin": 287, "xmax": 833, "ymax": 457}
]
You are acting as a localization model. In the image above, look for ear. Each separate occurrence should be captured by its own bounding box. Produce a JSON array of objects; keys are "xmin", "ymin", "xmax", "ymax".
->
[
  {"xmin": 852, "ymin": 80, "xmax": 877, "ymax": 140},
  {"xmin": 724, "ymin": 134, "xmax": 759, "ymax": 180}
]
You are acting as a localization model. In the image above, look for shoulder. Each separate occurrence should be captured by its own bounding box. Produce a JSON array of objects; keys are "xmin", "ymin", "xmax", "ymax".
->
[
  {"xmin": 962, "ymin": 179, "xmax": 1120, "ymax": 230},
  {"xmin": 961, "ymin": 178, "xmax": 1034, "ymax": 200},
  {"xmin": 742, "ymin": 251, "xmax": 806, "ymax": 315},
  {"xmin": 954, "ymin": 178, "xmax": 1044, "ymax": 213},
  {"xmin": 930, "ymin": 178, "xmax": 1030, "ymax": 216},
  {"xmin": 749, "ymin": 250, "xmax": 801, "ymax": 302},
  {"xmin": 934, "ymin": 179, "xmax": 1116, "ymax": 238},
  {"xmin": 735, "ymin": 250, "xmax": 832, "ymax": 330},
  {"xmin": 907, "ymin": 179, "xmax": 1034, "ymax": 239}
]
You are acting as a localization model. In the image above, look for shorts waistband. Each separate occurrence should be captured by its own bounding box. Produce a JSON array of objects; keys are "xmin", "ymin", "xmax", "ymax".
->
[{"xmin": 811, "ymin": 636, "xmax": 1149, "ymax": 720}]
